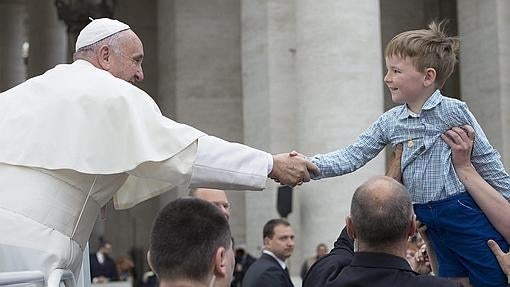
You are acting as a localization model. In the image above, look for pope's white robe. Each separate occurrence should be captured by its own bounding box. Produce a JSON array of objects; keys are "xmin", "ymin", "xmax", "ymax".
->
[{"xmin": 0, "ymin": 60, "xmax": 272, "ymax": 284}]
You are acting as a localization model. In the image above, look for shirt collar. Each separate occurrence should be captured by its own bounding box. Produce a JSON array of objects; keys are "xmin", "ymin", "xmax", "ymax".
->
[
  {"xmin": 263, "ymin": 250, "xmax": 287, "ymax": 270},
  {"xmin": 74, "ymin": 59, "xmax": 95, "ymax": 67},
  {"xmin": 351, "ymin": 252, "xmax": 415, "ymax": 273},
  {"xmin": 422, "ymin": 89, "xmax": 443, "ymax": 110},
  {"xmin": 96, "ymin": 252, "xmax": 105, "ymax": 264},
  {"xmin": 397, "ymin": 89, "xmax": 443, "ymax": 120}
]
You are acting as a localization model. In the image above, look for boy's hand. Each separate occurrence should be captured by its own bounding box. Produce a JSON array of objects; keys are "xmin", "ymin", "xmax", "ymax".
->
[
  {"xmin": 270, "ymin": 153, "xmax": 319, "ymax": 187},
  {"xmin": 386, "ymin": 143, "xmax": 403, "ymax": 183}
]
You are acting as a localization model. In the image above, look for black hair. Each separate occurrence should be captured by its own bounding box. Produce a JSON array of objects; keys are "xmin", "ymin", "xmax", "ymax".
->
[{"xmin": 149, "ymin": 198, "xmax": 231, "ymax": 282}]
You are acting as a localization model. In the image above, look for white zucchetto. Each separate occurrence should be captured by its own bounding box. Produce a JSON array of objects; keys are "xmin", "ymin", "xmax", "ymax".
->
[{"xmin": 75, "ymin": 18, "xmax": 130, "ymax": 51}]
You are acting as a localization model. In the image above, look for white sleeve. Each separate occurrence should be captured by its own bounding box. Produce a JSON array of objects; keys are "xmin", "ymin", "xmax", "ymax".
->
[
  {"xmin": 190, "ymin": 136, "xmax": 272, "ymax": 190},
  {"xmin": 127, "ymin": 141, "xmax": 197, "ymax": 187},
  {"xmin": 116, "ymin": 141, "xmax": 198, "ymax": 209},
  {"xmin": 127, "ymin": 135, "xmax": 272, "ymax": 191}
]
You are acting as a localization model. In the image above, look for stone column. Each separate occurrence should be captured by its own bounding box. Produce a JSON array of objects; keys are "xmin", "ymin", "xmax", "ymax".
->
[
  {"xmin": 0, "ymin": 0, "xmax": 26, "ymax": 92},
  {"xmin": 158, "ymin": 0, "xmax": 246, "ymax": 241},
  {"xmin": 457, "ymin": 0, "xmax": 510, "ymax": 166},
  {"xmin": 116, "ymin": 0, "xmax": 158, "ymax": 101},
  {"xmin": 91, "ymin": 0, "xmax": 159, "ymax": 277},
  {"xmin": 295, "ymin": 0, "xmax": 384, "ymax": 267},
  {"xmin": 241, "ymin": 0, "xmax": 299, "ymax": 267},
  {"xmin": 26, "ymin": 0, "xmax": 67, "ymax": 77},
  {"xmin": 157, "ymin": 0, "xmax": 177, "ymax": 118}
]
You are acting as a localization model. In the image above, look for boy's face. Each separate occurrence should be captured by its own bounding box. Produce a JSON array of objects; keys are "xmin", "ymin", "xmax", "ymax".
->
[{"xmin": 384, "ymin": 55, "xmax": 427, "ymax": 106}]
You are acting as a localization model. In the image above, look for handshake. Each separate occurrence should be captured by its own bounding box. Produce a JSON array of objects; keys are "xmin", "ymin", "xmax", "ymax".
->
[{"xmin": 268, "ymin": 151, "xmax": 320, "ymax": 187}]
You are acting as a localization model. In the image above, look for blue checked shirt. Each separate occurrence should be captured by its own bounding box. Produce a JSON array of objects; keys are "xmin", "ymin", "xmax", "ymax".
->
[{"xmin": 311, "ymin": 90, "xmax": 510, "ymax": 203}]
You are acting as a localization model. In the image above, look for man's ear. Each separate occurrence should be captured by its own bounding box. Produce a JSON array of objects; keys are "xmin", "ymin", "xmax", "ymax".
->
[
  {"xmin": 146, "ymin": 250, "xmax": 154, "ymax": 272},
  {"xmin": 423, "ymin": 67, "xmax": 437, "ymax": 87},
  {"xmin": 263, "ymin": 237, "xmax": 270, "ymax": 247},
  {"xmin": 213, "ymin": 247, "xmax": 228, "ymax": 278},
  {"xmin": 97, "ymin": 45, "xmax": 113, "ymax": 70},
  {"xmin": 408, "ymin": 214, "xmax": 417, "ymax": 237},
  {"xmin": 346, "ymin": 216, "xmax": 356, "ymax": 240}
]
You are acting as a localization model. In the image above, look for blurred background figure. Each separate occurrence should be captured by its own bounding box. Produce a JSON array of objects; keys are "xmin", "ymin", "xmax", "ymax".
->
[
  {"xmin": 90, "ymin": 240, "xmax": 119, "ymax": 283},
  {"xmin": 116, "ymin": 256, "xmax": 135, "ymax": 281},
  {"xmin": 300, "ymin": 243, "xmax": 328, "ymax": 279},
  {"xmin": 406, "ymin": 234, "xmax": 432, "ymax": 275},
  {"xmin": 242, "ymin": 218, "xmax": 295, "ymax": 287},
  {"xmin": 231, "ymin": 245, "xmax": 257, "ymax": 287},
  {"xmin": 141, "ymin": 270, "xmax": 158, "ymax": 287}
]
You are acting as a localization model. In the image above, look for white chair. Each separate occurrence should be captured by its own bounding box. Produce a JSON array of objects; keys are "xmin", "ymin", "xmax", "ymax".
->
[
  {"xmin": 0, "ymin": 270, "xmax": 45, "ymax": 286},
  {"xmin": 47, "ymin": 269, "xmax": 75, "ymax": 287}
]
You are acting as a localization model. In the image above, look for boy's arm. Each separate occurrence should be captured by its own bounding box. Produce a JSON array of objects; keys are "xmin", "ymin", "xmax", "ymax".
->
[
  {"xmin": 442, "ymin": 125, "xmax": 510, "ymax": 243},
  {"xmin": 310, "ymin": 117, "xmax": 389, "ymax": 179},
  {"xmin": 452, "ymin": 103, "xmax": 510, "ymax": 200},
  {"xmin": 386, "ymin": 143, "xmax": 403, "ymax": 182}
]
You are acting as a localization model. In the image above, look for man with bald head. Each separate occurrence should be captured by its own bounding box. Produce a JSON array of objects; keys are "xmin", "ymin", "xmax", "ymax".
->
[
  {"xmin": 0, "ymin": 18, "xmax": 318, "ymax": 284},
  {"xmin": 303, "ymin": 176, "xmax": 460, "ymax": 287},
  {"xmin": 190, "ymin": 188, "xmax": 231, "ymax": 220}
]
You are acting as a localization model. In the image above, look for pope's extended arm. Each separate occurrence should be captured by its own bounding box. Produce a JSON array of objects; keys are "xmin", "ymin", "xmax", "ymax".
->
[
  {"xmin": 442, "ymin": 125, "xmax": 510, "ymax": 243},
  {"xmin": 128, "ymin": 135, "xmax": 317, "ymax": 190},
  {"xmin": 129, "ymin": 135, "xmax": 271, "ymax": 191}
]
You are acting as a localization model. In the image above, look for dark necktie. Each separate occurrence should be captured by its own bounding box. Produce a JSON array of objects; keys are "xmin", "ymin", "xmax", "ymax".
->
[{"xmin": 284, "ymin": 267, "xmax": 290, "ymax": 277}]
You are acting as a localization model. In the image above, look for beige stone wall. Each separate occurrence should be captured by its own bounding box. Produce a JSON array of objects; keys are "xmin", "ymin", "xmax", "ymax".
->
[
  {"xmin": 294, "ymin": 0, "xmax": 385, "ymax": 274},
  {"xmin": 26, "ymin": 0, "xmax": 67, "ymax": 77},
  {"xmin": 458, "ymin": 0, "xmax": 510, "ymax": 168}
]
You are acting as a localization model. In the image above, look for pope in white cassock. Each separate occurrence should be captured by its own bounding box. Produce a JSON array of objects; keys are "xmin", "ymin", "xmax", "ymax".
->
[{"xmin": 0, "ymin": 18, "xmax": 317, "ymax": 285}]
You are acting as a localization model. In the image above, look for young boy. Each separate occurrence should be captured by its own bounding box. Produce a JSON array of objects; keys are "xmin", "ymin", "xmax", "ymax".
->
[{"xmin": 310, "ymin": 22, "xmax": 510, "ymax": 287}]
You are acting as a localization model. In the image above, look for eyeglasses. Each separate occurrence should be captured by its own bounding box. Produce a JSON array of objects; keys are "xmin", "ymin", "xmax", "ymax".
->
[{"xmin": 213, "ymin": 202, "xmax": 232, "ymax": 210}]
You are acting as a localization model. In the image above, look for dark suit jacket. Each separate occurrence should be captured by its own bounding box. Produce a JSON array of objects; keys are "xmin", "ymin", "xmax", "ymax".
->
[
  {"xmin": 303, "ymin": 227, "xmax": 462, "ymax": 287},
  {"xmin": 242, "ymin": 253, "xmax": 293, "ymax": 287},
  {"xmin": 89, "ymin": 253, "xmax": 119, "ymax": 282}
]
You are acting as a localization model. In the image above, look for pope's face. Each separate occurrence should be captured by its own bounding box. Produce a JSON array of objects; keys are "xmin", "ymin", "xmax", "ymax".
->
[{"xmin": 109, "ymin": 30, "xmax": 144, "ymax": 84}]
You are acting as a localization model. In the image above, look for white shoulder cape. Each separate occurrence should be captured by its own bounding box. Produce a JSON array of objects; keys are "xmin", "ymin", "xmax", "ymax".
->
[{"xmin": 0, "ymin": 60, "xmax": 205, "ymax": 208}]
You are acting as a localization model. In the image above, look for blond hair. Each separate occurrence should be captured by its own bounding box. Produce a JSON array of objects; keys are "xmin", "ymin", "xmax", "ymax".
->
[{"xmin": 384, "ymin": 21, "xmax": 460, "ymax": 88}]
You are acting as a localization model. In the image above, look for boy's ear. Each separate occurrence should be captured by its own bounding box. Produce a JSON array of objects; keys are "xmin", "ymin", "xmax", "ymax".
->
[
  {"xmin": 423, "ymin": 67, "xmax": 437, "ymax": 87},
  {"xmin": 263, "ymin": 236, "xmax": 270, "ymax": 247}
]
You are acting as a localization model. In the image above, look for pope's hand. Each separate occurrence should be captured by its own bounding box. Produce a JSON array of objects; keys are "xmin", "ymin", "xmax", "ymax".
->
[{"xmin": 269, "ymin": 153, "xmax": 320, "ymax": 187}]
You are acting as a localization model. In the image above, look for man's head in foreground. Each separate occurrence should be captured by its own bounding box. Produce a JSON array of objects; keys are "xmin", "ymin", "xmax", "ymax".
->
[
  {"xmin": 346, "ymin": 176, "xmax": 416, "ymax": 253},
  {"xmin": 148, "ymin": 198, "xmax": 234, "ymax": 287}
]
